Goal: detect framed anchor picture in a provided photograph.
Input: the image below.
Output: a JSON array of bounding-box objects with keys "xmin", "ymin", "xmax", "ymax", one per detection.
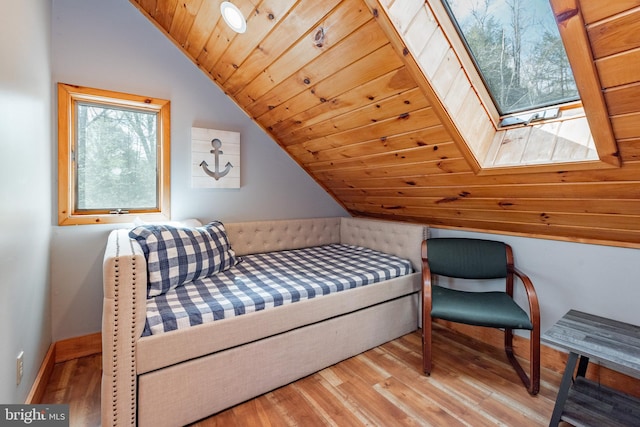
[{"xmin": 191, "ymin": 127, "xmax": 240, "ymax": 189}]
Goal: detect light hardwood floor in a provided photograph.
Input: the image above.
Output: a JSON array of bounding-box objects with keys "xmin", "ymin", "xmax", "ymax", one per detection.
[{"xmin": 41, "ymin": 325, "xmax": 564, "ymax": 426}]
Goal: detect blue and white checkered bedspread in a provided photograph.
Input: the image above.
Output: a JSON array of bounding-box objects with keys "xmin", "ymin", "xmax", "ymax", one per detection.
[{"xmin": 143, "ymin": 244, "xmax": 413, "ymax": 336}]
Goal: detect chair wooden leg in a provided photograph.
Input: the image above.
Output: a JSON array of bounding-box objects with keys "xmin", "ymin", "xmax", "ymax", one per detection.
[
  {"xmin": 422, "ymin": 317, "xmax": 432, "ymax": 375},
  {"xmin": 529, "ymin": 323, "xmax": 541, "ymax": 395},
  {"xmin": 505, "ymin": 328, "xmax": 540, "ymax": 395},
  {"xmin": 504, "ymin": 328, "xmax": 530, "ymax": 392}
]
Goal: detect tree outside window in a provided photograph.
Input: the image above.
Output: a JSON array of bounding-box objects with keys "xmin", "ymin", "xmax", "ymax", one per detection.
[{"xmin": 443, "ymin": 0, "xmax": 580, "ymax": 115}]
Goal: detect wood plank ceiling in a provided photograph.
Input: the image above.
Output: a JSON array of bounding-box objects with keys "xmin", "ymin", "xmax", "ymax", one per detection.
[{"xmin": 130, "ymin": 0, "xmax": 640, "ymax": 247}]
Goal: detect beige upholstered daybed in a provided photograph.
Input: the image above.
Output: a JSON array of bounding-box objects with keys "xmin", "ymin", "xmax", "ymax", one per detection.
[{"xmin": 102, "ymin": 216, "xmax": 425, "ymax": 426}]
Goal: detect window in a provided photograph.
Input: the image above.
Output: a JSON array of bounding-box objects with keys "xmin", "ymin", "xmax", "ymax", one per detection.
[
  {"xmin": 442, "ymin": 0, "xmax": 579, "ymax": 118},
  {"xmin": 58, "ymin": 83, "xmax": 170, "ymax": 225},
  {"xmin": 378, "ymin": 0, "xmax": 621, "ymax": 171}
]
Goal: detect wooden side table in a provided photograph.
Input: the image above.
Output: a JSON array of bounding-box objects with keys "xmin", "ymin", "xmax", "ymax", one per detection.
[{"xmin": 542, "ymin": 310, "xmax": 640, "ymax": 426}]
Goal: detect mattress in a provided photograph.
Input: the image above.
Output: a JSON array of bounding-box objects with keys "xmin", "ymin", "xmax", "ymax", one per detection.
[{"xmin": 143, "ymin": 243, "xmax": 413, "ymax": 336}]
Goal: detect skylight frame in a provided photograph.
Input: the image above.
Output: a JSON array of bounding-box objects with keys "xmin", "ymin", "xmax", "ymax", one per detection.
[{"xmin": 364, "ymin": 0, "xmax": 620, "ymax": 172}]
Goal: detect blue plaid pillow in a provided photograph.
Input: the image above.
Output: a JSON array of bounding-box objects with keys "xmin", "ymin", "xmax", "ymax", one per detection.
[{"xmin": 129, "ymin": 221, "xmax": 239, "ymax": 298}]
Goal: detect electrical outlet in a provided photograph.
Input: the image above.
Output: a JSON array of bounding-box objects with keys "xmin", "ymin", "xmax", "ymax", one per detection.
[{"xmin": 16, "ymin": 351, "xmax": 24, "ymax": 386}]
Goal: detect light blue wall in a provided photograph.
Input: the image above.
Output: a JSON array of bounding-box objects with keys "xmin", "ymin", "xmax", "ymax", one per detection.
[
  {"xmin": 50, "ymin": 0, "xmax": 347, "ymax": 340},
  {"xmin": 0, "ymin": 0, "xmax": 52, "ymax": 403},
  {"xmin": 430, "ymin": 228, "xmax": 640, "ymax": 334}
]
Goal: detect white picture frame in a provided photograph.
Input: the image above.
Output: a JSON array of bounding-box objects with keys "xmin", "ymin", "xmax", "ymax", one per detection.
[{"xmin": 191, "ymin": 127, "xmax": 240, "ymax": 189}]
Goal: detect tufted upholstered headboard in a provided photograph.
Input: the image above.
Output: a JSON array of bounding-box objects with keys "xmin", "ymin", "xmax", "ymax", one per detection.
[
  {"xmin": 224, "ymin": 217, "xmax": 342, "ymax": 256},
  {"xmin": 223, "ymin": 216, "xmax": 426, "ymax": 272},
  {"xmin": 340, "ymin": 217, "xmax": 425, "ymax": 271}
]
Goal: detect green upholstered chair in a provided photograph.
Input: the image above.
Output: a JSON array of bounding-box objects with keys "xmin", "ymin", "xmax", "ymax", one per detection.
[{"xmin": 421, "ymin": 238, "xmax": 540, "ymax": 395}]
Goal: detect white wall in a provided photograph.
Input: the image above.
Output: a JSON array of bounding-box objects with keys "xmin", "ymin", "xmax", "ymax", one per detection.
[
  {"xmin": 50, "ymin": 0, "xmax": 347, "ymax": 341},
  {"xmin": 0, "ymin": 0, "xmax": 52, "ymax": 403},
  {"xmin": 430, "ymin": 228, "xmax": 640, "ymax": 334}
]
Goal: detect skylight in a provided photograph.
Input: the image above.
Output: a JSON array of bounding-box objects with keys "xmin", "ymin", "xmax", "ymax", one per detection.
[{"xmin": 442, "ymin": 0, "xmax": 580, "ymax": 117}]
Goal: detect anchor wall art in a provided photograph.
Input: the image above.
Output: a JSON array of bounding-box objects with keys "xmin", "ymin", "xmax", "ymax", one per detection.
[{"xmin": 191, "ymin": 127, "xmax": 240, "ymax": 189}]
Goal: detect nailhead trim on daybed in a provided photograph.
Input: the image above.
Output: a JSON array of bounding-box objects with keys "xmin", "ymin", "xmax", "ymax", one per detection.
[
  {"xmin": 108, "ymin": 233, "xmax": 139, "ymax": 427},
  {"xmin": 128, "ymin": 236, "xmax": 138, "ymax": 427},
  {"xmin": 111, "ymin": 235, "xmax": 119, "ymax": 427}
]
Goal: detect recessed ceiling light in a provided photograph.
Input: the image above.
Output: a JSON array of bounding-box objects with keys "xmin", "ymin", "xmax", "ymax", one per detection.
[{"xmin": 220, "ymin": 1, "xmax": 246, "ymax": 34}]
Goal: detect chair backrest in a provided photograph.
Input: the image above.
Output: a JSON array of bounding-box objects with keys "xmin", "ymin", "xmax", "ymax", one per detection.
[{"xmin": 426, "ymin": 238, "xmax": 508, "ymax": 279}]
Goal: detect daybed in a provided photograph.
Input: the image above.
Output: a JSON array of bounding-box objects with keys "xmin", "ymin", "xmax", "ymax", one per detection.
[{"xmin": 102, "ymin": 216, "xmax": 425, "ymax": 426}]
